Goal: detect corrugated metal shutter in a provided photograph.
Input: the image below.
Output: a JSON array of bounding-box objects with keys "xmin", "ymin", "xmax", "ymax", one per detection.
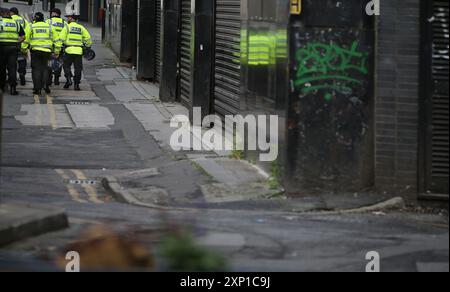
[
  {"xmin": 214, "ymin": 0, "xmax": 241, "ymax": 116},
  {"xmin": 430, "ymin": 0, "xmax": 449, "ymax": 194},
  {"xmin": 155, "ymin": 0, "xmax": 162, "ymax": 83},
  {"xmin": 179, "ymin": 0, "xmax": 192, "ymax": 108}
]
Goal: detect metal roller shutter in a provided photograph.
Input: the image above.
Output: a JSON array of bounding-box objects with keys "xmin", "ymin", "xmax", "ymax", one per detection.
[
  {"xmin": 430, "ymin": 0, "xmax": 449, "ymax": 194},
  {"xmin": 214, "ymin": 0, "xmax": 241, "ymax": 116},
  {"xmin": 155, "ymin": 0, "xmax": 162, "ymax": 83},
  {"xmin": 179, "ymin": 0, "xmax": 192, "ymax": 108}
]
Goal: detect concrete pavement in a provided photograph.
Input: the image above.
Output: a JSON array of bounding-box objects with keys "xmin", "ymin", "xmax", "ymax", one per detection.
[
  {"xmin": 0, "ymin": 22, "xmax": 448, "ymax": 271},
  {"xmin": 0, "ymin": 204, "xmax": 68, "ymax": 247}
]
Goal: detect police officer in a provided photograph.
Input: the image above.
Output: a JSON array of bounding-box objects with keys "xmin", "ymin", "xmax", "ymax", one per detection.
[
  {"xmin": 59, "ymin": 14, "xmax": 92, "ymax": 91},
  {"xmin": 0, "ymin": 7, "xmax": 25, "ymax": 95},
  {"xmin": 47, "ymin": 8, "xmax": 67, "ymax": 86},
  {"xmin": 23, "ymin": 12, "xmax": 60, "ymax": 95},
  {"xmin": 9, "ymin": 7, "xmax": 29, "ymax": 86}
]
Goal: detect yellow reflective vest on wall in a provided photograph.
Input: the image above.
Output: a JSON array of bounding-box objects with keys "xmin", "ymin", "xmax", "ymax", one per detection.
[
  {"xmin": 24, "ymin": 21, "xmax": 60, "ymax": 53},
  {"xmin": 0, "ymin": 17, "xmax": 20, "ymax": 44},
  {"xmin": 59, "ymin": 22, "xmax": 92, "ymax": 55}
]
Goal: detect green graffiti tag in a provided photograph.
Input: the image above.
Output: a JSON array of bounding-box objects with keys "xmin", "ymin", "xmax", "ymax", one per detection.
[{"xmin": 295, "ymin": 41, "xmax": 369, "ymax": 97}]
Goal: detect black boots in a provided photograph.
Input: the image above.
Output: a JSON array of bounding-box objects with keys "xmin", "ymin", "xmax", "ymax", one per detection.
[
  {"xmin": 45, "ymin": 87, "xmax": 51, "ymax": 94},
  {"xmin": 20, "ymin": 75, "xmax": 26, "ymax": 86},
  {"xmin": 54, "ymin": 76, "xmax": 60, "ymax": 86},
  {"xmin": 10, "ymin": 86, "xmax": 18, "ymax": 96},
  {"xmin": 64, "ymin": 79, "xmax": 73, "ymax": 89},
  {"xmin": 63, "ymin": 78, "xmax": 80, "ymax": 91}
]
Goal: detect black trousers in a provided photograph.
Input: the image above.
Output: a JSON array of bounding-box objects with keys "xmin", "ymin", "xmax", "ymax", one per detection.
[
  {"xmin": 18, "ymin": 55, "xmax": 27, "ymax": 76},
  {"xmin": 31, "ymin": 50, "xmax": 51, "ymax": 91},
  {"xmin": 63, "ymin": 54, "xmax": 83, "ymax": 85},
  {"xmin": 0, "ymin": 45, "xmax": 18, "ymax": 90}
]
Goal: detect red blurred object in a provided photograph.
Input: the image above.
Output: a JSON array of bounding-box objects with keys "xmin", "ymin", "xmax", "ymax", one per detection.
[{"xmin": 98, "ymin": 8, "xmax": 105, "ymax": 22}]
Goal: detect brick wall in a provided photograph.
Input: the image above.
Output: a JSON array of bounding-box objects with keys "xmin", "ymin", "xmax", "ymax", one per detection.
[{"xmin": 375, "ymin": 0, "xmax": 421, "ymax": 196}]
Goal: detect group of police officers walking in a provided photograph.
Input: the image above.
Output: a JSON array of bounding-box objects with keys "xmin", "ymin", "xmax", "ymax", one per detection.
[{"xmin": 0, "ymin": 6, "xmax": 92, "ymax": 96}]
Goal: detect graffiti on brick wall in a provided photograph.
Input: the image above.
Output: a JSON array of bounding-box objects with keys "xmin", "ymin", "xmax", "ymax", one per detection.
[{"xmin": 294, "ymin": 41, "xmax": 369, "ymax": 101}]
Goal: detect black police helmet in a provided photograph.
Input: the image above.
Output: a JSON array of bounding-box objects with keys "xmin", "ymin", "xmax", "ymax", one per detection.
[{"xmin": 83, "ymin": 48, "xmax": 96, "ymax": 61}]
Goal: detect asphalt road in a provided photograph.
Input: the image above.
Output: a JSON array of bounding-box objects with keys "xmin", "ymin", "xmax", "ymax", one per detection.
[{"xmin": 0, "ymin": 22, "xmax": 448, "ymax": 272}]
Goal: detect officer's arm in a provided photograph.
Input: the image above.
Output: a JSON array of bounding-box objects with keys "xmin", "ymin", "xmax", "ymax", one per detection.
[
  {"xmin": 52, "ymin": 27, "xmax": 62, "ymax": 55},
  {"xmin": 59, "ymin": 25, "xmax": 68, "ymax": 46},
  {"xmin": 18, "ymin": 26, "xmax": 25, "ymax": 43},
  {"xmin": 21, "ymin": 25, "xmax": 31, "ymax": 50},
  {"xmin": 82, "ymin": 26, "xmax": 93, "ymax": 48}
]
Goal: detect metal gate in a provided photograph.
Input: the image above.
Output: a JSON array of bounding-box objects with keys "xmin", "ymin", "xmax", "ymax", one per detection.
[
  {"xmin": 178, "ymin": 0, "xmax": 193, "ymax": 108},
  {"xmin": 155, "ymin": 0, "xmax": 162, "ymax": 83},
  {"xmin": 213, "ymin": 0, "xmax": 241, "ymax": 116},
  {"xmin": 424, "ymin": 0, "xmax": 449, "ymax": 195}
]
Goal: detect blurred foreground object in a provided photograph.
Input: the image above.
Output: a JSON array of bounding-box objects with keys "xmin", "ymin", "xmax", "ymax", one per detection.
[
  {"xmin": 161, "ymin": 230, "xmax": 228, "ymax": 272},
  {"xmin": 56, "ymin": 225, "xmax": 155, "ymax": 271}
]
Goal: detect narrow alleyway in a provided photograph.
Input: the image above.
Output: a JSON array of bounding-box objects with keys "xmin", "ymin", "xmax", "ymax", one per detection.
[{"xmin": 0, "ymin": 21, "xmax": 448, "ymax": 272}]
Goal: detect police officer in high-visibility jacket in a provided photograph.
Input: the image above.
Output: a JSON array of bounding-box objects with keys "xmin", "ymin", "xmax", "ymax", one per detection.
[
  {"xmin": 0, "ymin": 8, "xmax": 25, "ymax": 95},
  {"xmin": 46, "ymin": 8, "xmax": 67, "ymax": 86},
  {"xmin": 59, "ymin": 14, "xmax": 92, "ymax": 91},
  {"xmin": 10, "ymin": 7, "xmax": 29, "ymax": 86},
  {"xmin": 23, "ymin": 12, "xmax": 61, "ymax": 95}
]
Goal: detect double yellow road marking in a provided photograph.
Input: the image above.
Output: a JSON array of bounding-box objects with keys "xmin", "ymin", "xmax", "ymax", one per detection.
[
  {"xmin": 71, "ymin": 170, "xmax": 104, "ymax": 204},
  {"xmin": 34, "ymin": 94, "xmax": 42, "ymax": 125},
  {"xmin": 33, "ymin": 94, "xmax": 58, "ymax": 129},
  {"xmin": 55, "ymin": 169, "xmax": 88, "ymax": 204},
  {"xmin": 55, "ymin": 169, "xmax": 104, "ymax": 204},
  {"xmin": 46, "ymin": 95, "xmax": 58, "ymax": 130}
]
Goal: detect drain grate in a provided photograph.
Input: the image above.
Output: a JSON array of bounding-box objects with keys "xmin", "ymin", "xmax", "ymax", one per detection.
[
  {"xmin": 65, "ymin": 179, "xmax": 99, "ymax": 185},
  {"xmin": 69, "ymin": 101, "xmax": 92, "ymax": 105}
]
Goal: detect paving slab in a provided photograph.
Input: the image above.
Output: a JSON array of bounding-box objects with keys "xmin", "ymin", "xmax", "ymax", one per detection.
[
  {"xmin": 106, "ymin": 82, "xmax": 145, "ymax": 103},
  {"xmin": 66, "ymin": 104, "xmax": 115, "ymax": 129},
  {"xmin": 15, "ymin": 104, "xmax": 75, "ymax": 128}
]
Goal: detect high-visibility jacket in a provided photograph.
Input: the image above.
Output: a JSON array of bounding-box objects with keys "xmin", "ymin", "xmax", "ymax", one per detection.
[
  {"xmin": 59, "ymin": 21, "xmax": 92, "ymax": 55},
  {"xmin": 46, "ymin": 17, "xmax": 67, "ymax": 38},
  {"xmin": 11, "ymin": 15, "xmax": 29, "ymax": 50},
  {"xmin": 24, "ymin": 21, "xmax": 60, "ymax": 53},
  {"xmin": 0, "ymin": 17, "xmax": 20, "ymax": 44},
  {"xmin": 11, "ymin": 14, "xmax": 28, "ymax": 30}
]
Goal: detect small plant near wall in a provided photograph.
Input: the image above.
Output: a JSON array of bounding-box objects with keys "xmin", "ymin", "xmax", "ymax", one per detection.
[
  {"xmin": 268, "ymin": 161, "xmax": 281, "ymax": 190},
  {"xmin": 160, "ymin": 230, "xmax": 228, "ymax": 272}
]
